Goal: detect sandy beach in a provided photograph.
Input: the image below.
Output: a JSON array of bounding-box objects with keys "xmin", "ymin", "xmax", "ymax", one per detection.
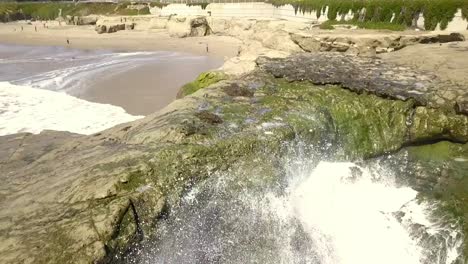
[
  {"xmin": 0, "ymin": 21, "xmax": 242, "ymax": 116},
  {"xmin": 0, "ymin": 22, "xmax": 241, "ymax": 58}
]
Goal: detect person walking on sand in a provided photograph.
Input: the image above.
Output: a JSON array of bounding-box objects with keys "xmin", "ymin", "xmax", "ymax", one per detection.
[
  {"xmin": 35, "ymin": 26, "xmax": 37, "ymax": 32},
  {"xmin": 206, "ymin": 43, "xmax": 209, "ymax": 53},
  {"xmin": 66, "ymin": 38, "xmax": 70, "ymax": 45},
  {"xmin": 21, "ymin": 26, "xmax": 23, "ymax": 31}
]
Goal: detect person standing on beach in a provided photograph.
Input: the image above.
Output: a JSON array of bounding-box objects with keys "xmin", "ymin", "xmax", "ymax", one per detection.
[
  {"xmin": 206, "ymin": 43, "xmax": 209, "ymax": 53},
  {"xmin": 35, "ymin": 26, "xmax": 37, "ymax": 32},
  {"xmin": 66, "ymin": 38, "xmax": 70, "ymax": 45},
  {"xmin": 21, "ymin": 26, "xmax": 23, "ymax": 31}
]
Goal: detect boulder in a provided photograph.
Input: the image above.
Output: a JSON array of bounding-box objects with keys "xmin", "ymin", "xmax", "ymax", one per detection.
[
  {"xmin": 65, "ymin": 15, "xmax": 74, "ymax": 25},
  {"xmin": 107, "ymin": 24, "xmax": 125, "ymax": 33},
  {"xmin": 125, "ymin": 23, "xmax": 135, "ymax": 30},
  {"xmin": 208, "ymin": 18, "xmax": 228, "ymax": 35},
  {"xmin": 95, "ymin": 23, "xmax": 126, "ymax": 34},
  {"xmin": 190, "ymin": 16, "xmax": 211, "ymax": 37},
  {"xmin": 149, "ymin": 17, "xmax": 169, "ymax": 29},
  {"xmin": 290, "ymin": 33, "xmax": 322, "ymax": 52},
  {"xmin": 66, "ymin": 15, "xmax": 99, "ymax": 25},
  {"xmin": 167, "ymin": 16, "xmax": 191, "ymax": 37},
  {"xmin": 95, "ymin": 25, "xmax": 107, "ymax": 34},
  {"xmin": 418, "ymin": 33, "xmax": 465, "ymax": 44},
  {"xmin": 167, "ymin": 16, "xmax": 211, "ymax": 38},
  {"xmin": 78, "ymin": 15, "xmax": 99, "ymax": 26}
]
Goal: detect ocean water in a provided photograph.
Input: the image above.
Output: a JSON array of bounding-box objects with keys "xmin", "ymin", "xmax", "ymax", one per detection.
[{"xmin": 0, "ymin": 44, "xmax": 222, "ymax": 136}]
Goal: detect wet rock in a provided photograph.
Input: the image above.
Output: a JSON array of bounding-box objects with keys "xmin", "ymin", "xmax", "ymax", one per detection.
[
  {"xmin": 256, "ymin": 53, "xmax": 467, "ymax": 111},
  {"xmin": 419, "ymin": 33, "xmax": 465, "ymax": 44},
  {"xmin": 1, "ymin": 52, "xmax": 466, "ymax": 263},
  {"xmin": 195, "ymin": 110, "xmax": 223, "ymax": 124},
  {"xmin": 222, "ymin": 83, "xmax": 254, "ymax": 97}
]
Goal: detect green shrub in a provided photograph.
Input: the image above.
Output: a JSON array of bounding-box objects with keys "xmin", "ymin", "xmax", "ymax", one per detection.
[
  {"xmin": 269, "ymin": 0, "xmax": 468, "ymax": 30},
  {"xmin": 0, "ymin": 2, "xmax": 152, "ymax": 21}
]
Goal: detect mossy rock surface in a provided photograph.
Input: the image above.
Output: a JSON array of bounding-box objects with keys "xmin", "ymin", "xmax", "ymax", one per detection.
[
  {"xmin": 176, "ymin": 71, "xmax": 227, "ymax": 99},
  {"xmin": 0, "ymin": 53, "xmax": 467, "ymax": 263}
]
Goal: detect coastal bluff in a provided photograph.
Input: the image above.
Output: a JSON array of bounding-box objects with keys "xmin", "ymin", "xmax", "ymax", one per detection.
[{"xmin": 1, "ymin": 51, "xmax": 467, "ymax": 263}]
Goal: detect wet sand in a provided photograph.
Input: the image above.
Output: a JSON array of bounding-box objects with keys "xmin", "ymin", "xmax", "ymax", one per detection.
[
  {"xmin": 82, "ymin": 55, "xmax": 222, "ymax": 115},
  {"xmin": 0, "ymin": 22, "xmax": 238, "ymax": 115}
]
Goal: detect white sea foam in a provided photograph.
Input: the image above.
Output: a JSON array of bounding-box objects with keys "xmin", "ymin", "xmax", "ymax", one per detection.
[
  {"xmin": 0, "ymin": 81, "xmax": 142, "ymax": 136},
  {"xmin": 11, "ymin": 51, "xmax": 199, "ymax": 94},
  {"xmin": 289, "ymin": 162, "xmax": 423, "ymax": 264},
  {"xmin": 135, "ymin": 158, "xmax": 462, "ymax": 264}
]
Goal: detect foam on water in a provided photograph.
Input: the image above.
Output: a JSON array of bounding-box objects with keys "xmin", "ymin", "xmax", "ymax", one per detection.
[
  {"xmin": 0, "ymin": 44, "xmax": 222, "ymax": 136},
  {"xmin": 10, "ymin": 51, "xmax": 181, "ymax": 94},
  {"xmin": 0, "ymin": 81, "xmax": 142, "ymax": 136},
  {"xmin": 127, "ymin": 160, "xmax": 463, "ymax": 264},
  {"xmin": 290, "ymin": 162, "xmax": 422, "ymax": 263}
]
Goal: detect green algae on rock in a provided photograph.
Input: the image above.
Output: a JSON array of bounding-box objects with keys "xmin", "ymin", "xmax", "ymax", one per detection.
[
  {"xmin": 1, "ymin": 53, "xmax": 467, "ymax": 263},
  {"xmin": 176, "ymin": 71, "xmax": 227, "ymax": 99}
]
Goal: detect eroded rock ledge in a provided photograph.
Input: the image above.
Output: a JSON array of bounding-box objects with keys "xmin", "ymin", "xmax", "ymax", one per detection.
[
  {"xmin": 257, "ymin": 53, "xmax": 468, "ymax": 114},
  {"xmin": 0, "ymin": 53, "xmax": 467, "ymax": 263}
]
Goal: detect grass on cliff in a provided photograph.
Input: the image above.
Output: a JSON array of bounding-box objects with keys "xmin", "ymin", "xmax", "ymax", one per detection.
[
  {"xmin": 0, "ymin": 2, "xmax": 150, "ymax": 21},
  {"xmin": 269, "ymin": 0, "xmax": 468, "ymax": 30},
  {"xmin": 319, "ymin": 19, "xmax": 406, "ymax": 30}
]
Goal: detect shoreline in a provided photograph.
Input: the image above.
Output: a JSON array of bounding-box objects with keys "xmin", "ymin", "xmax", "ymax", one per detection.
[
  {"xmin": 0, "ymin": 22, "xmax": 242, "ymax": 59},
  {"xmin": 0, "ymin": 21, "xmax": 241, "ymax": 117}
]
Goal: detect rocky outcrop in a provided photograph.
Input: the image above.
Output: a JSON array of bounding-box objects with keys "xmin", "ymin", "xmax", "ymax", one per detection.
[
  {"xmin": 257, "ymin": 53, "xmax": 468, "ymax": 113},
  {"xmin": 290, "ymin": 32, "xmax": 466, "ymax": 55},
  {"xmin": 149, "ymin": 17, "xmax": 169, "ymax": 29},
  {"xmin": 1, "ymin": 53, "xmax": 466, "ymax": 263},
  {"xmin": 167, "ymin": 16, "xmax": 211, "ymax": 38},
  {"xmin": 95, "ymin": 23, "xmax": 130, "ymax": 34},
  {"xmin": 65, "ymin": 15, "xmax": 99, "ymax": 26},
  {"xmin": 190, "ymin": 16, "xmax": 211, "ymax": 36},
  {"xmin": 95, "ymin": 24, "xmax": 107, "ymax": 34}
]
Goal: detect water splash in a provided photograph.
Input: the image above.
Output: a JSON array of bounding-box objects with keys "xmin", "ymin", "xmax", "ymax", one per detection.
[
  {"xmin": 0, "ymin": 81, "xmax": 142, "ymax": 135},
  {"xmin": 123, "ymin": 157, "xmax": 463, "ymax": 264}
]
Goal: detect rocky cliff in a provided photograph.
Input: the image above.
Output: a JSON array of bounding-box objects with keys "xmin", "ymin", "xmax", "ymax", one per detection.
[{"xmin": 0, "ymin": 51, "xmax": 467, "ymax": 263}]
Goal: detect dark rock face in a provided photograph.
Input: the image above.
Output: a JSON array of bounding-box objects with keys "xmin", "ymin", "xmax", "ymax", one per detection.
[
  {"xmin": 107, "ymin": 23, "xmax": 126, "ymax": 33},
  {"xmin": 419, "ymin": 33, "xmax": 465, "ymax": 44},
  {"xmin": 190, "ymin": 16, "xmax": 211, "ymax": 37},
  {"xmin": 222, "ymin": 83, "xmax": 254, "ymax": 97},
  {"xmin": 256, "ymin": 53, "xmax": 467, "ymax": 111},
  {"xmin": 195, "ymin": 110, "xmax": 223, "ymax": 124},
  {"xmin": 125, "ymin": 23, "xmax": 135, "ymax": 30},
  {"xmin": 95, "ymin": 24, "xmax": 107, "ymax": 34},
  {"xmin": 95, "ymin": 24, "xmax": 127, "ymax": 34}
]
